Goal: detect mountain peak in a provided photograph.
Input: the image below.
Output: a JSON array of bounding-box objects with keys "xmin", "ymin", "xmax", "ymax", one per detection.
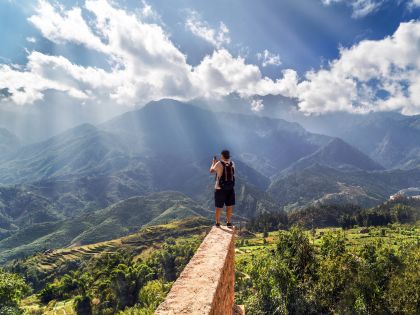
[
  {"xmin": 142, "ymin": 98, "xmax": 199, "ymax": 112},
  {"xmin": 0, "ymin": 127, "xmax": 20, "ymax": 144},
  {"xmin": 277, "ymin": 137, "xmax": 384, "ymax": 178},
  {"xmin": 320, "ymin": 138, "xmax": 383, "ymax": 169}
]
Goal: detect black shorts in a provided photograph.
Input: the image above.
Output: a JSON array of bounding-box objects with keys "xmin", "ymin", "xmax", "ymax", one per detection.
[{"xmin": 214, "ymin": 189, "xmax": 235, "ymax": 208}]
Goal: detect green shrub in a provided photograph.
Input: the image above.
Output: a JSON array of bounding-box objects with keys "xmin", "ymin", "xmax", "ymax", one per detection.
[{"xmin": 0, "ymin": 269, "xmax": 30, "ymax": 310}]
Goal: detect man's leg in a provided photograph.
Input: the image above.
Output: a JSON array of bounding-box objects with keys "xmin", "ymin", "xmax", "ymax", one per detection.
[
  {"xmin": 214, "ymin": 189, "xmax": 223, "ymax": 225},
  {"xmin": 226, "ymin": 206, "xmax": 233, "ymax": 224},
  {"xmin": 215, "ymin": 207, "xmax": 222, "ymax": 224},
  {"xmin": 226, "ymin": 189, "xmax": 235, "ymax": 226}
]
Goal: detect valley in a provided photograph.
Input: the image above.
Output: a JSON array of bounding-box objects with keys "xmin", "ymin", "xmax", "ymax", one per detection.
[{"xmin": 1, "ymin": 99, "xmax": 419, "ymax": 265}]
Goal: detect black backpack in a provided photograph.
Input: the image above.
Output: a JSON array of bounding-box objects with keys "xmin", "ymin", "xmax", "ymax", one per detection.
[{"xmin": 219, "ymin": 161, "xmax": 235, "ymax": 190}]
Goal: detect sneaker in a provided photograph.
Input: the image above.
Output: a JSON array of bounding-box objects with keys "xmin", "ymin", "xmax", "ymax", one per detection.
[
  {"xmin": 227, "ymin": 222, "xmax": 233, "ymax": 228},
  {"xmin": 215, "ymin": 222, "xmax": 221, "ymax": 227}
]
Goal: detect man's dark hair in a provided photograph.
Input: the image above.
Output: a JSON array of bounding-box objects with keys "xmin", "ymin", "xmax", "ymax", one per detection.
[{"xmin": 221, "ymin": 149, "xmax": 230, "ymax": 159}]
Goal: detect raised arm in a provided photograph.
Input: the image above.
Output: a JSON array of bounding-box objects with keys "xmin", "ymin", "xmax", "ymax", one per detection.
[{"xmin": 209, "ymin": 157, "xmax": 218, "ymax": 173}]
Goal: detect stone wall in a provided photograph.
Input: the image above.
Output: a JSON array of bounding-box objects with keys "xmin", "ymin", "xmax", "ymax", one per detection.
[{"xmin": 155, "ymin": 226, "xmax": 236, "ymax": 315}]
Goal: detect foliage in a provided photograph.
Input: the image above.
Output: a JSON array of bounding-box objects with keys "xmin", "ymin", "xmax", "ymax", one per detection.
[
  {"xmin": 339, "ymin": 197, "xmax": 420, "ymax": 228},
  {"xmin": 247, "ymin": 211, "xmax": 288, "ymax": 233},
  {"xmin": 0, "ymin": 269, "xmax": 30, "ymax": 315},
  {"xmin": 28, "ymin": 236, "xmax": 201, "ymax": 315},
  {"xmin": 285, "ymin": 197, "xmax": 420, "ymax": 230},
  {"xmin": 147, "ymin": 238, "xmax": 198, "ymax": 281},
  {"xmin": 236, "ymin": 226, "xmax": 420, "ymax": 314}
]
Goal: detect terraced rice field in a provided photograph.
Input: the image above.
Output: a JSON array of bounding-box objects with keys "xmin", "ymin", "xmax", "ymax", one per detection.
[
  {"xmin": 34, "ymin": 240, "xmax": 121, "ymax": 272},
  {"xmin": 21, "ymin": 295, "xmax": 75, "ymax": 315}
]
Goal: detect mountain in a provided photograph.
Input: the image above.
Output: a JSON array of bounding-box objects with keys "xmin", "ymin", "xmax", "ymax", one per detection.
[
  {"xmin": 0, "ymin": 99, "xmax": 328, "ymax": 195},
  {"xmin": 0, "ymin": 153, "xmax": 271, "ymax": 228},
  {"xmin": 101, "ymin": 99, "xmax": 331, "ymax": 176},
  {"xmin": 277, "ymin": 137, "xmax": 384, "ymax": 178},
  {"xmin": 0, "ymin": 127, "xmax": 20, "ymax": 158},
  {"xmin": 2, "ymin": 98, "xmax": 420, "ymax": 265},
  {"xmin": 0, "ymin": 99, "xmax": 129, "ymax": 143},
  {"xmin": 0, "ymin": 124, "xmax": 135, "ymax": 185},
  {"xmin": 0, "ymin": 191, "xmax": 213, "ymax": 263},
  {"xmin": 351, "ymin": 113, "xmax": 420, "ymax": 169},
  {"xmin": 268, "ymin": 164, "xmax": 420, "ymax": 209},
  {"xmin": 0, "ymin": 98, "xmax": 324, "ymax": 249},
  {"xmin": 294, "ymin": 112, "xmax": 420, "ymax": 169},
  {"xmin": 0, "ymin": 167, "xmax": 154, "ymax": 233}
]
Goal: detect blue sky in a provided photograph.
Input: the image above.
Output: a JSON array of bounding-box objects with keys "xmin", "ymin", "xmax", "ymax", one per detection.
[{"xmin": 0, "ymin": 0, "xmax": 419, "ymax": 115}]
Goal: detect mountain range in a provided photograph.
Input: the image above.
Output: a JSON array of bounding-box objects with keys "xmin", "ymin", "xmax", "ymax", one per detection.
[
  {"xmin": 291, "ymin": 111, "xmax": 420, "ymax": 170},
  {"xmin": 0, "ymin": 98, "xmax": 419, "ymax": 263}
]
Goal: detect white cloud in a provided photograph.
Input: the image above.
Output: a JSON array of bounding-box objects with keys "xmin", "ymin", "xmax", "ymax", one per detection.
[
  {"xmin": 256, "ymin": 49, "xmax": 281, "ymax": 67},
  {"xmin": 295, "ymin": 20, "xmax": 420, "ymax": 115},
  {"xmin": 409, "ymin": 0, "xmax": 420, "ymax": 7},
  {"xmin": 321, "ymin": 0, "xmax": 384, "ymax": 18},
  {"xmin": 28, "ymin": 0, "xmax": 108, "ymax": 53},
  {"xmin": 140, "ymin": 0, "xmax": 155, "ymax": 18},
  {"xmin": 0, "ymin": 61, "xmax": 88, "ymax": 105},
  {"xmin": 250, "ymin": 99, "xmax": 264, "ymax": 112},
  {"xmin": 26, "ymin": 37, "xmax": 37, "ymax": 43},
  {"xmin": 185, "ymin": 11, "xmax": 230, "ymax": 48},
  {"xmin": 0, "ymin": 0, "xmax": 298, "ymax": 112},
  {"xmin": 2, "ymin": 0, "xmax": 419, "ymax": 116},
  {"xmin": 192, "ymin": 49, "xmax": 298, "ymax": 99}
]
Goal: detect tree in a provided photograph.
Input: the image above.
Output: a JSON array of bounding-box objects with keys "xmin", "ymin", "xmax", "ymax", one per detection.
[
  {"xmin": 386, "ymin": 247, "xmax": 420, "ymax": 314},
  {"xmin": 74, "ymin": 295, "xmax": 92, "ymax": 315},
  {"xmin": 320, "ymin": 231, "xmax": 346, "ymax": 258},
  {"xmin": 276, "ymin": 227, "xmax": 317, "ymax": 281},
  {"xmin": 0, "ymin": 269, "xmax": 30, "ymax": 314}
]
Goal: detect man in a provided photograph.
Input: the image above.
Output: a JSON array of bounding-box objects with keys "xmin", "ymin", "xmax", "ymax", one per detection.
[{"xmin": 209, "ymin": 149, "xmax": 235, "ymax": 228}]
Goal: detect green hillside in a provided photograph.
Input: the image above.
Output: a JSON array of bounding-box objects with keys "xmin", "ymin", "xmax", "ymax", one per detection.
[
  {"xmin": 6, "ymin": 217, "xmax": 210, "ymax": 314},
  {"xmin": 10, "ymin": 217, "xmax": 211, "ymax": 288},
  {"xmin": 0, "ymin": 192, "xmax": 213, "ymax": 263},
  {"xmin": 269, "ymin": 164, "xmax": 420, "ymax": 209}
]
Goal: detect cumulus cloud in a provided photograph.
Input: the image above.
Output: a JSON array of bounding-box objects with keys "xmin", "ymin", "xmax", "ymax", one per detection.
[
  {"xmin": 256, "ymin": 49, "xmax": 282, "ymax": 67},
  {"xmin": 0, "ymin": 0, "xmax": 298, "ymax": 111},
  {"xmin": 2, "ymin": 0, "xmax": 419, "ymax": 116},
  {"xmin": 0, "ymin": 62, "xmax": 88, "ymax": 105},
  {"xmin": 321, "ymin": 0, "xmax": 384, "ymax": 18},
  {"xmin": 5, "ymin": 0, "xmax": 195, "ymax": 106},
  {"xmin": 193, "ymin": 49, "xmax": 298, "ymax": 99},
  {"xmin": 185, "ymin": 11, "xmax": 230, "ymax": 48},
  {"xmin": 295, "ymin": 20, "xmax": 420, "ymax": 115},
  {"xmin": 28, "ymin": 0, "xmax": 108, "ymax": 53},
  {"xmin": 250, "ymin": 99, "xmax": 264, "ymax": 112}
]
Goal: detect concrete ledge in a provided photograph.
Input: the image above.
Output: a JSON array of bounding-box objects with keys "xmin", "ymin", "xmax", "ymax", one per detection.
[{"xmin": 155, "ymin": 226, "xmax": 235, "ymax": 315}]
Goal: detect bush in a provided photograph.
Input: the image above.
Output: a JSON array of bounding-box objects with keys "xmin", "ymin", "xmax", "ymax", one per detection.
[
  {"xmin": 74, "ymin": 295, "xmax": 92, "ymax": 315},
  {"xmin": 236, "ymin": 227, "xmax": 420, "ymax": 314},
  {"xmin": 0, "ymin": 269, "xmax": 30, "ymax": 310},
  {"xmin": 138, "ymin": 280, "xmax": 171, "ymax": 310}
]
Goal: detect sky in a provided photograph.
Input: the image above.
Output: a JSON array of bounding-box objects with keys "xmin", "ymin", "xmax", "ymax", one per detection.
[{"xmin": 0, "ymin": 0, "xmax": 419, "ymax": 115}]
